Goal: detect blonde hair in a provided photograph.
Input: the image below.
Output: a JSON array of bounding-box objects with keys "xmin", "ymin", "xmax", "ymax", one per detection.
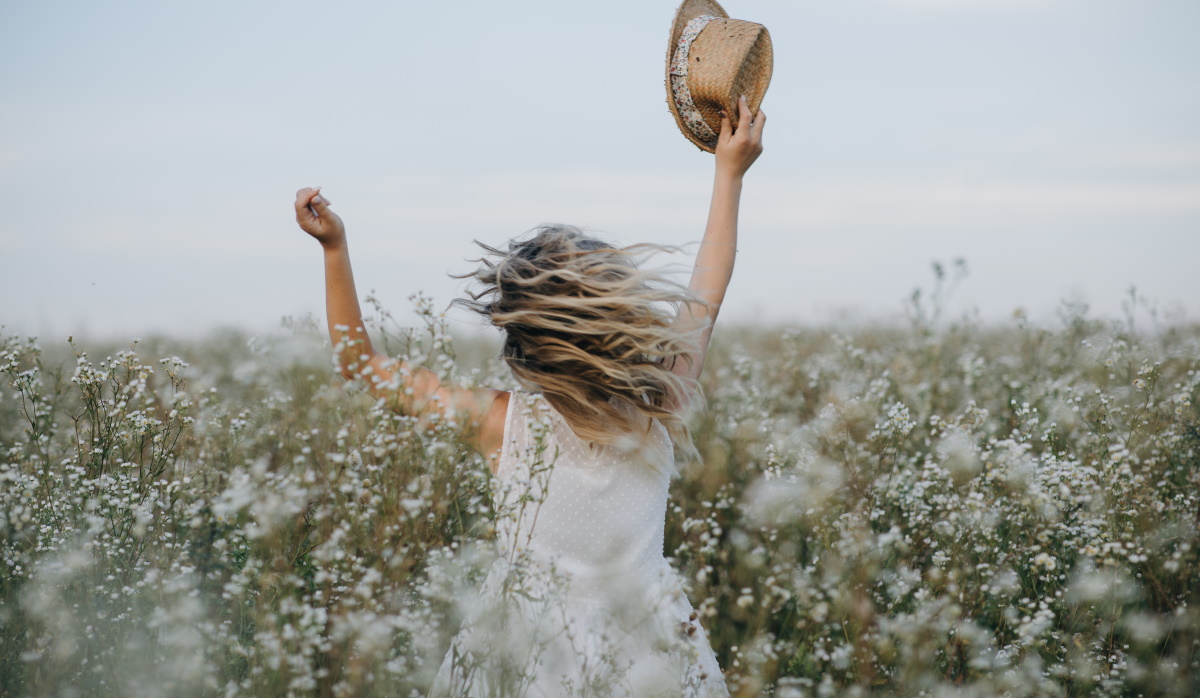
[{"xmin": 451, "ymin": 225, "xmax": 707, "ymax": 468}]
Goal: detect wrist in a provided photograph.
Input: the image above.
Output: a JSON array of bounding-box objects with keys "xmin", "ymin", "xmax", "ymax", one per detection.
[
  {"xmin": 713, "ymin": 169, "xmax": 745, "ymax": 194},
  {"xmin": 321, "ymin": 237, "xmax": 348, "ymax": 253},
  {"xmin": 714, "ymin": 166, "xmax": 746, "ymax": 184}
]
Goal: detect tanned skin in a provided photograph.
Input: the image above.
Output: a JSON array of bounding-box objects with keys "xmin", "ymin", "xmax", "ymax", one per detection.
[{"xmin": 295, "ymin": 96, "xmax": 765, "ymax": 475}]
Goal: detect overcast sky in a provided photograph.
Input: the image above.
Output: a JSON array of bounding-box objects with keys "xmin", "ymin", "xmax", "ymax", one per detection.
[{"xmin": 2, "ymin": 0, "xmax": 1197, "ymax": 341}]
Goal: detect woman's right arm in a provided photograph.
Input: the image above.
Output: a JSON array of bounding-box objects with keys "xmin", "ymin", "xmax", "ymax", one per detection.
[{"xmin": 294, "ymin": 188, "xmax": 509, "ymax": 468}]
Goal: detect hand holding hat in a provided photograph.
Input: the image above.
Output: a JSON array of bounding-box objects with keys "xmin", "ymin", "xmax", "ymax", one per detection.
[
  {"xmin": 715, "ymin": 94, "xmax": 765, "ymax": 178},
  {"xmin": 666, "ymin": 0, "xmax": 773, "ymax": 154}
]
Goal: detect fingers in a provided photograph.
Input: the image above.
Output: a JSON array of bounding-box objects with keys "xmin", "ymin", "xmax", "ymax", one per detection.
[
  {"xmin": 310, "ymin": 192, "xmax": 331, "ymax": 215},
  {"xmin": 295, "ymin": 187, "xmax": 319, "ymax": 215},
  {"xmin": 736, "ymin": 94, "xmax": 752, "ymax": 134},
  {"xmin": 719, "ymin": 108, "xmax": 733, "ymax": 142},
  {"xmin": 295, "ymin": 186, "xmax": 335, "ymax": 222},
  {"xmin": 751, "ymin": 107, "xmax": 766, "ymax": 143}
]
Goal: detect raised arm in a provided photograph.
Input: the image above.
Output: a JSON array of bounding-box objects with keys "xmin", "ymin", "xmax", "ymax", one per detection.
[
  {"xmin": 293, "ymin": 188, "xmax": 509, "ymax": 467},
  {"xmin": 670, "ymin": 96, "xmax": 766, "ymax": 388}
]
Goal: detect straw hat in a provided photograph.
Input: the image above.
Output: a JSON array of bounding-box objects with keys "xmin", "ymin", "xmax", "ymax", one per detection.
[{"xmin": 666, "ymin": 0, "xmax": 773, "ymax": 153}]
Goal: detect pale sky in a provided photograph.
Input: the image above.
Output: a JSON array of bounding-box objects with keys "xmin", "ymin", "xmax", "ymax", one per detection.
[{"xmin": 2, "ymin": 0, "xmax": 1197, "ymax": 341}]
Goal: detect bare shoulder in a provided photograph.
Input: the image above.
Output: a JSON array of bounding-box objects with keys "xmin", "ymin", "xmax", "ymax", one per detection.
[{"xmin": 401, "ymin": 366, "xmax": 509, "ymax": 472}]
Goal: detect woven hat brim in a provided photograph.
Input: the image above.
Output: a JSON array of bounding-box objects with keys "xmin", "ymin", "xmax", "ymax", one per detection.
[
  {"xmin": 668, "ymin": 0, "xmax": 728, "ymax": 57},
  {"xmin": 666, "ymin": 0, "xmax": 729, "ymax": 153}
]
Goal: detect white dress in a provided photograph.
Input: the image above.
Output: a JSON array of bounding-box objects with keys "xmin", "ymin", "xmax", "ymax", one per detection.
[{"xmin": 430, "ymin": 390, "xmax": 728, "ymax": 697}]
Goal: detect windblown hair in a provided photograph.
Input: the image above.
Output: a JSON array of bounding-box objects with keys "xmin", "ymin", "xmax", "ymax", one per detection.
[{"xmin": 450, "ymin": 225, "xmax": 708, "ymax": 470}]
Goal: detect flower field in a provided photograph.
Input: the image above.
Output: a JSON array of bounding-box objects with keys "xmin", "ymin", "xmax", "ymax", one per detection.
[{"xmin": 2, "ymin": 294, "xmax": 1197, "ymax": 696}]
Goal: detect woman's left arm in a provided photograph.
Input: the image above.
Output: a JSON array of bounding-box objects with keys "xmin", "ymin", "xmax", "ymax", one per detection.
[{"xmin": 669, "ymin": 97, "xmax": 765, "ymax": 392}]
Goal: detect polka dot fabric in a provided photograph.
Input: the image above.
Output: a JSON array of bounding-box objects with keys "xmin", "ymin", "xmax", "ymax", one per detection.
[{"xmin": 432, "ymin": 390, "xmax": 728, "ymax": 696}]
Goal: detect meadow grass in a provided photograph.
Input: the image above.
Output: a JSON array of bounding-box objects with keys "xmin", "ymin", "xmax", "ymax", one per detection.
[{"xmin": 1, "ymin": 293, "xmax": 1197, "ymax": 697}]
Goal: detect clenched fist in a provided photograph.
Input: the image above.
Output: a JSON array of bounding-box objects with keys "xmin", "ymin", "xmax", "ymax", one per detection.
[{"xmin": 295, "ymin": 187, "xmax": 346, "ymax": 250}]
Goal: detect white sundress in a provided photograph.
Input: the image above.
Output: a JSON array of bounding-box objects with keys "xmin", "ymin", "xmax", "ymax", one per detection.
[{"xmin": 430, "ymin": 390, "xmax": 728, "ymax": 697}]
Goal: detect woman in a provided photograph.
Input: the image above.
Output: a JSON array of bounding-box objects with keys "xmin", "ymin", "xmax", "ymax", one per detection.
[{"xmin": 295, "ymin": 96, "xmax": 765, "ymax": 696}]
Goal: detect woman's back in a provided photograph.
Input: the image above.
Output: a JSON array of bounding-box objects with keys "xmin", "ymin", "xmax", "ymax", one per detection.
[{"xmin": 493, "ymin": 390, "xmax": 674, "ymax": 601}]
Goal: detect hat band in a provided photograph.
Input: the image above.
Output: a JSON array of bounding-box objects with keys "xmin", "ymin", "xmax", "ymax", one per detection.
[{"xmin": 669, "ymin": 14, "xmax": 718, "ymax": 144}]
